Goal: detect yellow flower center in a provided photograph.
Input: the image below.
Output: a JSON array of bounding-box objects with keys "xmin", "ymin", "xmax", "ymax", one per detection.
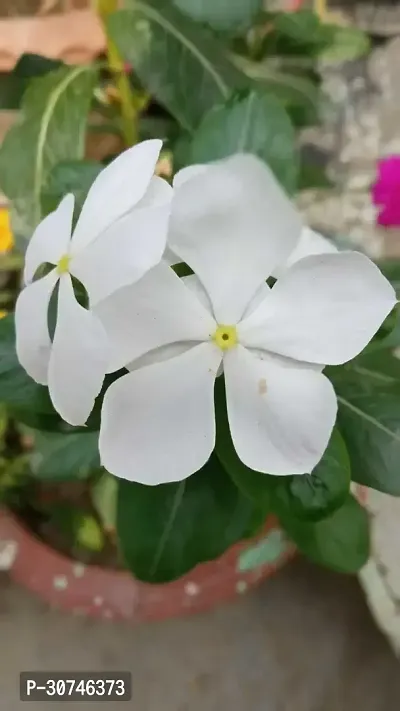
[
  {"xmin": 213, "ymin": 325, "xmax": 238, "ymax": 351},
  {"xmin": 57, "ymin": 254, "xmax": 71, "ymax": 275}
]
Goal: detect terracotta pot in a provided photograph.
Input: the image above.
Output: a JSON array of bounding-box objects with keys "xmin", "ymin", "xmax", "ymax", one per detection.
[
  {"xmin": 0, "ymin": 8, "xmax": 105, "ymax": 71},
  {"xmin": 0, "ymin": 507, "xmax": 294, "ymax": 622}
]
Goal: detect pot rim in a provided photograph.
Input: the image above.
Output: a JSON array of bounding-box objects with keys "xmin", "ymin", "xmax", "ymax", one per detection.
[
  {"xmin": 0, "ymin": 506, "xmax": 295, "ymax": 622},
  {"xmin": 0, "ymin": 9, "xmax": 105, "ymax": 72}
]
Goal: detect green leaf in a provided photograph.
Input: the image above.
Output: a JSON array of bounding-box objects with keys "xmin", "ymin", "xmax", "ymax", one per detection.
[
  {"xmin": 116, "ymin": 454, "xmax": 261, "ymax": 583},
  {"xmin": 274, "ymin": 10, "xmax": 333, "ymax": 48},
  {"xmin": 233, "ymin": 55, "xmax": 322, "ymax": 127},
  {"xmin": 0, "ymin": 65, "xmax": 97, "ymax": 243},
  {"xmin": 377, "ymin": 260, "xmax": 400, "ymax": 298},
  {"xmin": 319, "ymin": 26, "xmax": 370, "ymax": 64},
  {"xmin": 76, "ymin": 515, "xmax": 105, "ymax": 552},
  {"xmin": 107, "ymin": 1, "xmax": 247, "ymax": 132},
  {"xmin": 272, "ymin": 429, "xmax": 351, "ymax": 522},
  {"xmin": 13, "ymin": 53, "xmax": 64, "ymax": 79},
  {"xmin": 190, "ymin": 89, "xmax": 297, "ymax": 192},
  {"xmin": 30, "ymin": 430, "xmax": 100, "ymax": 480},
  {"xmin": 92, "ymin": 472, "xmax": 117, "ymax": 533},
  {"xmin": 41, "ymin": 160, "xmax": 102, "ymax": 216},
  {"xmin": 331, "ymin": 367, "xmax": 400, "ymax": 495},
  {"xmin": 297, "ymin": 160, "xmax": 333, "ymax": 191},
  {"xmin": 349, "ymin": 348, "xmax": 400, "ymax": 383},
  {"xmin": 280, "ymin": 494, "xmax": 370, "ymax": 573},
  {"xmin": 173, "ymin": 0, "xmax": 262, "ymax": 32},
  {"xmin": 0, "ymin": 55, "xmax": 63, "ymax": 111},
  {"xmin": 0, "ymin": 73, "xmax": 28, "ymax": 110}
]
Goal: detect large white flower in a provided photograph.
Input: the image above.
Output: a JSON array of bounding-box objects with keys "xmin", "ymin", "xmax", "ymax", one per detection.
[
  {"xmin": 15, "ymin": 139, "xmax": 172, "ymax": 426},
  {"xmin": 97, "ymin": 154, "xmax": 396, "ymax": 485}
]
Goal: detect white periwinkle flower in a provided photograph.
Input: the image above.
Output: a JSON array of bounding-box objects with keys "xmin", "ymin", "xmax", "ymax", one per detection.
[
  {"xmin": 96, "ymin": 154, "xmax": 396, "ymax": 485},
  {"xmin": 15, "ymin": 139, "xmax": 172, "ymax": 426}
]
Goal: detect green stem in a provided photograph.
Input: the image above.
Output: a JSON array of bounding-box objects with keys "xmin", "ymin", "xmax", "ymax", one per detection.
[{"xmin": 94, "ymin": 0, "xmax": 138, "ymax": 147}]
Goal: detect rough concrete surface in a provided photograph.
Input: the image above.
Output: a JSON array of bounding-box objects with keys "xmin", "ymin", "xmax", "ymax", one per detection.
[{"xmin": 1, "ymin": 559, "xmax": 400, "ymax": 711}]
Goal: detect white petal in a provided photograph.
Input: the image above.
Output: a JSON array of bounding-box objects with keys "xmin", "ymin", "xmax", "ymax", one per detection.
[
  {"xmin": 224, "ymin": 346, "xmax": 337, "ymax": 475},
  {"xmin": 169, "ymin": 153, "xmax": 302, "ymax": 323},
  {"xmin": 173, "ymin": 163, "xmax": 209, "ymax": 189},
  {"xmin": 15, "ymin": 270, "xmax": 58, "ymax": 385},
  {"xmin": 127, "ymin": 342, "xmax": 194, "ymax": 371},
  {"xmin": 71, "ymin": 139, "xmax": 162, "ymax": 252},
  {"xmin": 240, "ymin": 252, "xmax": 397, "ymax": 366},
  {"xmin": 71, "ymin": 178, "xmax": 172, "ymax": 306},
  {"xmin": 48, "ymin": 275, "xmax": 109, "ymax": 425},
  {"xmin": 95, "ymin": 261, "xmax": 216, "ymax": 373},
  {"xmin": 137, "ymin": 175, "xmax": 172, "ymax": 208},
  {"xmin": 163, "ymin": 248, "xmax": 180, "ymax": 266},
  {"xmin": 273, "ymin": 227, "xmax": 337, "ymax": 278},
  {"xmin": 99, "ymin": 342, "xmax": 221, "ymax": 485},
  {"xmin": 24, "ymin": 194, "xmax": 74, "ymax": 283},
  {"xmin": 182, "ymin": 274, "xmax": 214, "ymax": 314}
]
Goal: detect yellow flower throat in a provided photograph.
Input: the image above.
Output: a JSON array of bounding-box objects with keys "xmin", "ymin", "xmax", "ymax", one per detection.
[
  {"xmin": 57, "ymin": 254, "xmax": 71, "ymax": 275},
  {"xmin": 213, "ymin": 325, "xmax": 238, "ymax": 351}
]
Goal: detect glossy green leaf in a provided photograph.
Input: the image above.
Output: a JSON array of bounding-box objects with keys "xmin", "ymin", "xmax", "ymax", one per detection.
[
  {"xmin": 173, "ymin": 0, "xmax": 262, "ymax": 32},
  {"xmin": 331, "ymin": 367, "xmax": 400, "ymax": 495},
  {"xmin": 0, "ymin": 65, "xmax": 97, "ymax": 243},
  {"xmin": 108, "ymin": 1, "xmax": 247, "ymax": 132},
  {"xmin": 116, "ymin": 454, "xmax": 261, "ymax": 583},
  {"xmin": 272, "ymin": 429, "xmax": 351, "ymax": 522},
  {"xmin": 348, "ymin": 348, "xmax": 400, "ymax": 383},
  {"xmin": 190, "ymin": 89, "xmax": 297, "ymax": 192},
  {"xmin": 30, "ymin": 430, "xmax": 100, "ymax": 480},
  {"xmin": 41, "ymin": 160, "xmax": 102, "ymax": 216},
  {"xmin": 319, "ymin": 26, "xmax": 370, "ymax": 64},
  {"xmin": 233, "ymin": 55, "xmax": 322, "ymax": 127},
  {"xmin": 281, "ymin": 494, "xmax": 370, "ymax": 573}
]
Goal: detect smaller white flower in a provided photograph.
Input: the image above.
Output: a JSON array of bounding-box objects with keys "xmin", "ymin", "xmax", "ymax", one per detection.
[
  {"xmin": 15, "ymin": 139, "xmax": 172, "ymax": 426},
  {"xmin": 96, "ymin": 154, "xmax": 396, "ymax": 485}
]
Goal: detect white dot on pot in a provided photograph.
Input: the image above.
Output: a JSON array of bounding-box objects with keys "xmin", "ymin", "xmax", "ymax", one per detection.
[
  {"xmin": 94, "ymin": 596, "xmax": 104, "ymax": 607},
  {"xmin": 236, "ymin": 580, "xmax": 248, "ymax": 594},
  {"xmin": 184, "ymin": 582, "xmax": 200, "ymax": 596},
  {"xmin": 53, "ymin": 575, "xmax": 68, "ymax": 591},
  {"xmin": 72, "ymin": 563, "xmax": 86, "ymax": 578},
  {"xmin": 0, "ymin": 541, "xmax": 18, "ymax": 571}
]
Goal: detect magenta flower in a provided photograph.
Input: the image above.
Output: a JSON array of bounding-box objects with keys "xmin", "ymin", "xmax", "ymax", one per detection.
[{"xmin": 373, "ymin": 156, "xmax": 400, "ymax": 227}]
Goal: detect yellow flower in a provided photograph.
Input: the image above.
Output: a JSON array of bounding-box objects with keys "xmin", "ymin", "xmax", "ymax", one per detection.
[
  {"xmin": 0, "ymin": 208, "xmax": 13, "ymax": 253},
  {"xmin": 0, "ymin": 311, "xmax": 7, "ymax": 319}
]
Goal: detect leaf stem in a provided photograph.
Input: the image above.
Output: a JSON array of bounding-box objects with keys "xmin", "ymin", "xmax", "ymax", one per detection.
[{"xmin": 94, "ymin": 0, "xmax": 138, "ymax": 147}]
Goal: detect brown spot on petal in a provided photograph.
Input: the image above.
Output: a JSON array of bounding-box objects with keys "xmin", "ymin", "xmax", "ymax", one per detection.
[{"xmin": 258, "ymin": 378, "xmax": 267, "ymax": 395}]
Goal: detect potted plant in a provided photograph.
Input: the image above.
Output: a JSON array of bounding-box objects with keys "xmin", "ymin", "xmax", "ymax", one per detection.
[{"xmin": 0, "ymin": 2, "xmax": 394, "ymax": 624}]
